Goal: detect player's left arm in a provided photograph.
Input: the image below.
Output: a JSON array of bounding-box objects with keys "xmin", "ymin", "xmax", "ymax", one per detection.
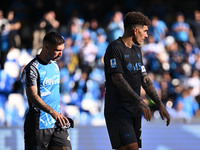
[{"xmin": 141, "ymin": 72, "xmax": 170, "ymax": 126}]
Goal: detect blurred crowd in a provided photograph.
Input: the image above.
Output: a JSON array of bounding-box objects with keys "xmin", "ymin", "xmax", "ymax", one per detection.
[{"xmin": 1, "ymin": 0, "xmax": 200, "ymax": 126}]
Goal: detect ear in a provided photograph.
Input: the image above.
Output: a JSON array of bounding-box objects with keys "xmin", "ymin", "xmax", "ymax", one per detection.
[
  {"xmin": 44, "ymin": 43, "xmax": 49, "ymax": 49},
  {"xmin": 133, "ymin": 28, "xmax": 137, "ymax": 36}
]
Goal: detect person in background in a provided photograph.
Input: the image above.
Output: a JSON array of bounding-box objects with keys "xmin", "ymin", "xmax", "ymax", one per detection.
[
  {"xmin": 107, "ymin": 11, "xmax": 124, "ymax": 42},
  {"xmin": 21, "ymin": 31, "xmax": 72, "ymax": 150},
  {"xmin": 175, "ymin": 88, "xmax": 199, "ymax": 122},
  {"xmin": 0, "ymin": 9, "xmax": 9, "ymax": 32},
  {"xmin": 190, "ymin": 10, "xmax": 200, "ymax": 49},
  {"xmin": 0, "ymin": 24, "xmax": 10, "ymax": 69},
  {"xmin": 103, "ymin": 11, "xmax": 170, "ymax": 150},
  {"xmin": 7, "ymin": 10, "xmax": 21, "ymax": 49},
  {"xmin": 171, "ymin": 12, "xmax": 190, "ymax": 51},
  {"xmin": 148, "ymin": 16, "xmax": 168, "ymax": 43},
  {"xmin": 32, "ymin": 10, "xmax": 60, "ymax": 56}
]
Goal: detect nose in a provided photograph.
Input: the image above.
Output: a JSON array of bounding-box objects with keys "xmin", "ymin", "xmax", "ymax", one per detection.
[{"xmin": 145, "ymin": 33, "xmax": 148, "ymax": 38}]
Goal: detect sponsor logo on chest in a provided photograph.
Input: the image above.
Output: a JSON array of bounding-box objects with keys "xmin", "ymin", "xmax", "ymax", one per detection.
[
  {"xmin": 127, "ymin": 62, "xmax": 142, "ymax": 72},
  {"xmin": 43, "ymin": 75, "xmax": 60, "ymax": 86}
]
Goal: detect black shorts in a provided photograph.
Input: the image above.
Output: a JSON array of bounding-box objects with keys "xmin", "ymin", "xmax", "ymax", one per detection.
[
  {"xmin": 105, "ymin": 114, "xmax": 142, "ymax": 149},
  {"xmin": 24, "ymin": 127, "xmax": 72, "ymax": 150}
]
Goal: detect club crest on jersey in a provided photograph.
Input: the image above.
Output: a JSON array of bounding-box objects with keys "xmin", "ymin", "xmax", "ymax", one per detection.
[{"xmin": 110, "ymin": 58, "xmax": 117, "ymax": 68}]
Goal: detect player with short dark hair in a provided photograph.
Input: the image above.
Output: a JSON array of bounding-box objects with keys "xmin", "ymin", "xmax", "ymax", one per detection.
[
  {"xmin": 104, "ymin": 11, "xmax": 170, "ymax": 150},
  {"xmin": 21, "ymin": 31, "xmax": 72, "ymax": 150}
]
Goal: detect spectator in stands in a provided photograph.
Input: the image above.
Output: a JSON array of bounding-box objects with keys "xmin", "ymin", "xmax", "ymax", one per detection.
[
  {"xmin": 39, "ymin": 10, "xmax": 60, "ymax": 33},
  {"xmin": 107, "ymin": 11, "xmax": 124, "ymax": 42},
  {"xmin": 60, "ymin": 37, "xmax": 73, "ymax": 68},
  {"xmin": 88, "ymin": 18, "xmax": 99, "ymax": 44},
  {"xmin": 74, "ymin": 30, "xmax": 98, "ymax": 102},
  {"xmin": 187, "ymin": 69, "xmax": 200, "ymax": 98},
  {"xmin": 160, "ymin": 71, "xmax": 175, "ymax": 105},
  {"xmin": 0, "ymin": 10, "xmax": 9, "ymax": 32},
  {"xmin": 183, "ymin": 42, "xmax": 199, "ymax": 69},
  {"xmin": 96, "ymin": 28, "xmax": 108, "ymax": 67},
  {"xmin": 0, "ymin": 24, "xmax": 10, "ymax": 69},
  {"xmin": 167, "ymin": 39, "xmax": 185, "ymax": 78},
  {"xmin": 171, "ymin": 12, "xmax": 190, "ymax": 51},
  {"xmin": 78, "ymin": 30, "xmax": 98, "ymax": 80},
  {"xmin": 142, "ymin": 34, "xmax": 168, "ymax": 74},
  {"xmin": 174, "ymin": 88, "xmax": 199, "ymax": 122},
  {"xmin": 32, "ymin": 10, "xmax": 60, "ymax": 56},
  {"xmin": 58, "ymin": 59, "xmax": 71, "ymax": 94},
  {"xmin": 7, "ymin": 10, "xmax": 21, "ymax": 49},
  {"xmin": 148, "ymin": 16, "xmax": 168, "ymax": 43},
  {"xmin": 190, "ymin": 10, "xmax": 200, "ymax": 49},
  {"xmin": 66, "ymin": 21, "xmax": 83, "ymax": 53}
]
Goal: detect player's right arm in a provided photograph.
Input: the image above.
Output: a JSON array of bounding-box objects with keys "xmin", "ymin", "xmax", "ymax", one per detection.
[
  {"xmin": 111, "ymin": 72, "xmax": 151, "ymax": 121},
  {"xmin": 26, "ymin": 85, "xmax": 69, "ymax": 126}
]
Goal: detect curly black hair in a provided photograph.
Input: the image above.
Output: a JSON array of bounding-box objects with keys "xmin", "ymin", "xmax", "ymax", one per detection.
[{"xmin": 123, "ymin": 11, "xmax": 151, "ymax": 30}]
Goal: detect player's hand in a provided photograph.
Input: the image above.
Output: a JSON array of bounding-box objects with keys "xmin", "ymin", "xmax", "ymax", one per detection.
[
  {"xmin": 159, "ymin": 103, "xmax": 170, "ymax": 126},
  {"xmin": 138, "ymin": 100, "xmax": 151, "ymax": 121},
  {"xmin": 49, "ymin": 109, "xmax": 69, "ymax": 127}
]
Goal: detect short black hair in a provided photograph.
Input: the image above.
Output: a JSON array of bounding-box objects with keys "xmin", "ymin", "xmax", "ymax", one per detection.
[
  {"xmin": 123, "ymin": 11, "xmax": 151, "ymax": 29},
  {"xmin": 43, "ymin": 31, "xmax": 65, "ymax": 46}
]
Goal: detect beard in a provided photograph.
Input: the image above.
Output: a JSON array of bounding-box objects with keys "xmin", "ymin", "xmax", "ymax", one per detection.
[
  {"xmin": 132, "ymin": 36, "xmax": 140, "ymax": 45},
  {"xmin": 53, "ymin": 56, "xmax": 61, "ymax": 61}
]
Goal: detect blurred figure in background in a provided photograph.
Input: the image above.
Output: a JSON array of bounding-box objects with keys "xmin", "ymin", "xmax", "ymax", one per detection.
[
  {"xmin": 171, "ymin": 12, "xmax": 190, "ymax": 51},
  {"xmin": 148, "ymin": 16, "xmax": 168, "ymax": 43},
  {"xmin": 96, "ymin": 27, "xmax": 108, "ymax": 68},
  {"xmin": 7, "ymin": 10, "xmax": 21, "ymax": 49},
  {"xmin": 32, "ymin": 10, "xmax": 60, "ymax": 56},
  {"xmin": 174, "ymin": 88, "xmax": 199, "ymax": 122},
  {"xmin": 142, "ymin": 34, "xmax": 168, "ymax": 74},
  {"xmin": 190, "ymin": 10, "xmax": 200, "ymax": 49},
  {"xmin": 0, "ymin": 10, "xmax": 9, "ymax": 31},
  {"xmin": 78, "ymin": 30, "xmax": 98, "ymax": 80},
  {"xmin": 107, "ymin": 11, "xmax": 124, "ymax": 42},
  {"xmin": 0, "ymin": 10, "xmax": 10, "ymax": 69},
  {"xmin": 88, "ymin": 18, "xmax": 99, "ymax": 44},
  {"xmin": 39, "ymin": 10, "xmax": 60, "ymax": 33},
  {"xmin": 0, "ymin": 24, "xmax": 10, "ymax": 69},
  {"xmin": 187, "ymin": 69, "xmax": 200, "ymax": 98}
]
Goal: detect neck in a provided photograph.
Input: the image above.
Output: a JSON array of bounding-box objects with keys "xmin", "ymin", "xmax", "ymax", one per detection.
[
  {"xmin": 121, "ymin": 35, "xmax": 134, "ymax": 48},
  {"xmin": 38, "ymin": 50, "xmax": 51, "ymax": 64}
]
